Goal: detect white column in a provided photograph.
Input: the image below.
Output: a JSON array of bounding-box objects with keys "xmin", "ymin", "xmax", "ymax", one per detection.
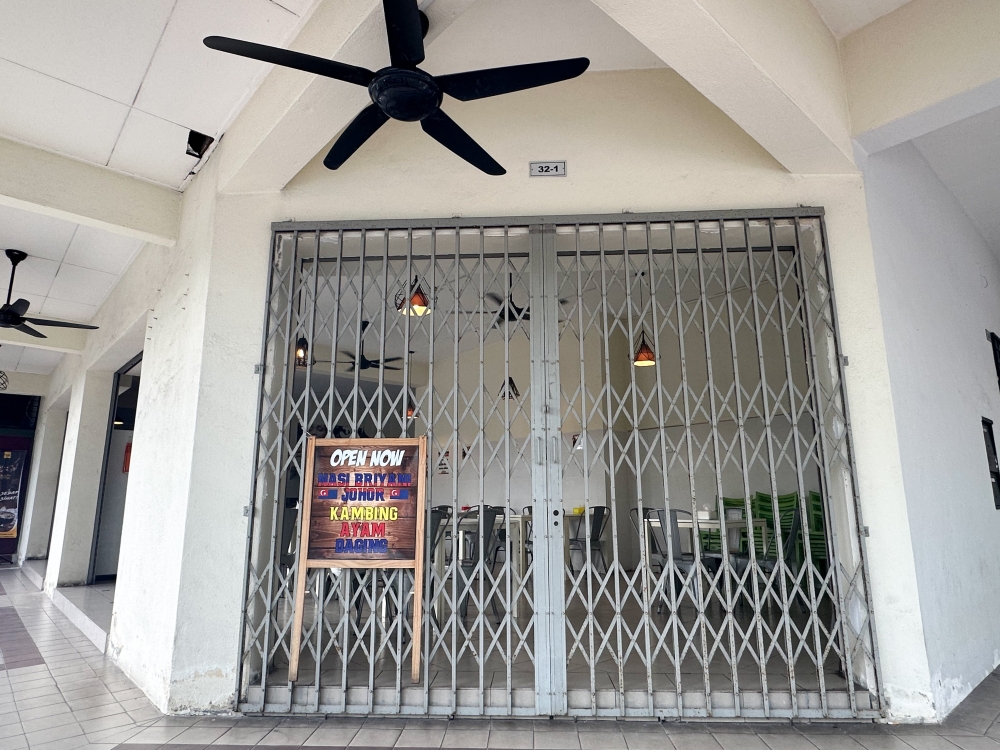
[
  {"xmin": 108, "ymin": 163, "xmax": 271, "ymax": 712},
  {"xmin": 16, "ymin": 405, "xmax": 68, "ymax": 564},
  {"xmin": 44, "ymin": 370, "xmax": 114, "ymax": 590}
]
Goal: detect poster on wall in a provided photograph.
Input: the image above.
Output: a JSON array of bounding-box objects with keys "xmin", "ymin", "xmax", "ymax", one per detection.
[
  {"xmin": 288, "ymin": 436, "xmax": 427, "ymax": 683},
  {"xmin": 0, "ymin": 450, "xmax": 26, "ymax": 542}
]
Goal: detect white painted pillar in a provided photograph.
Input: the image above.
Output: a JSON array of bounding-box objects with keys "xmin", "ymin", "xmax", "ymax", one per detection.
[
  {"xmin": 16, "ymin": 405, "xmax": 68, "ymax": 563},
  {"xmin": 108, "ymin": 159, "xmax": 271, "ymax": 712},
  {"xmin": 44, "ymin": 370, "xmax": 114, "ymax": 590}
]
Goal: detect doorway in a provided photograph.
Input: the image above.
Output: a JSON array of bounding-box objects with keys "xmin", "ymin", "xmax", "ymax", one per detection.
[
  {"xmin": 242, "ymin": 211, "xmax": 881, "ymax": 719},
  {"xmin": 90, "ymin": 353, "xmax": 141, "ymax": 582}
]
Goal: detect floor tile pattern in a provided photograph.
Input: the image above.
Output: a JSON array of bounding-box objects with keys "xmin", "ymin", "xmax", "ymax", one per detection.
[
  {"xmin": 3, "ymin": 566, "xmax": 1000, "ymax": 750},
  {"xmin": 0, "ymin": 606, "xmax": 45, "ymax": 671}
]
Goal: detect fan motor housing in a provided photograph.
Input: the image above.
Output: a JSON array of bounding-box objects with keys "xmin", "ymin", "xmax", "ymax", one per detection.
[{"xmin": 369, "ymin": 68, "xmax": 442, "ymax": 122}]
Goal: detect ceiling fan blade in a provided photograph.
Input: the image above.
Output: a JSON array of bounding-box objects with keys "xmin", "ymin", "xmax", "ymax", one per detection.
[
  {"xmin": 436, "ymin": 57, "xmax": 590, "ymax": 102},
  {"xmin": 10, "ymin": 299, "xmax": 29, "ymax": 316},
  {"xmin": 15, "ymin": 323, "xmax": 46, "ymax": 339},
  {"xmin": 204, "ymin": 36, "xmax": 375, "ymax": 87},
  {"xmin": 339, "ymin": 351, "xmax": 358, "ymax": 360},
  {"xmin": 381, "ymin": 356, "xmax": 404, "ymax": 363},
  {"xmin": 383, "ymin": 365, "xmax": 402, "ymax": 371},
  {"xmin": 22, "ymin": 317, "xmax": 98, "ymax": 330},
  {"xmin": 485, "ymin": 292, "xmax": 505, "ymax": 306},
  {"xmin": 382, "ymin": 0, "xmax": 425, "ymax": 67},
  {"xmin": 421, "ymin": 109, "xmax": 505, "ymax": 175},
  {"xmin": 324, "ymin": 105, "xmax": 391, "ymax": 169}
]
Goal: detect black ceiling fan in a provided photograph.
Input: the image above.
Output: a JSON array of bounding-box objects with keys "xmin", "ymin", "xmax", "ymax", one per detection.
[
  {"xmin": 204, "ymin": 0, "xmax": 590, "ymax": 175},
  {"xmin": 485, "ymin": 273, "xmax": 566, "ymax": 327},
  {"xmin": 0, "ymin": 250, "xmax": 98, "ymax": 339},
  {"xmin": 338, "ymin": 321, "xmax": 403, "ymax": 371}
]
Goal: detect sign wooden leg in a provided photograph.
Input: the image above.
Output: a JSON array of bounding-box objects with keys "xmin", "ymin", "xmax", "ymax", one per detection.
[
  {"xmin": 410, "ymin": 566, "xmax": 424, "ymax": 683},
  {"xmin": 287, "ymin": 562, "xmax": 309, "ymax": 682}
]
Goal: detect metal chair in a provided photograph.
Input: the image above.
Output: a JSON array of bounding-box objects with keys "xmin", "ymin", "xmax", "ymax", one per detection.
[
  {"xmin": 568, "ymin": 506, "xmax": 609, "ymax": 574},
  {"xmin": 457, "ymin": 506, "xmax": 504, "ymax": 623}
]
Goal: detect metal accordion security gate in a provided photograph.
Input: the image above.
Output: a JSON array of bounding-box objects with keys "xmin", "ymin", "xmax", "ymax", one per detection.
[{"xmin": 240, "ymin": 209, "xmax": 882, "ymax": 719}]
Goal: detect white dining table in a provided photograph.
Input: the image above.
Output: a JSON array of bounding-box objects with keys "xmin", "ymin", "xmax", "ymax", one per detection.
[{"xmin": 645, "ymin": 515, "xmax": 770, "ymax": 561}]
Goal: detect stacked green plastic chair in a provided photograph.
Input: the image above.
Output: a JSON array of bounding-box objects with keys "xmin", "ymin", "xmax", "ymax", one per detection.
[
  {"xmin": 808, "ymin": 491, "xmax": 828, "ymax": 566},
  {"xmin": 776, "ymin": 492, "xmax": 802, "ymax": 564}
]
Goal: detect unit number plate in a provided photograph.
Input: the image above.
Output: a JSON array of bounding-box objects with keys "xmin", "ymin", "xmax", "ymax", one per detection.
[{"xmin": 529, "ymin": 161, "xmax": 567, "ymax": 176}]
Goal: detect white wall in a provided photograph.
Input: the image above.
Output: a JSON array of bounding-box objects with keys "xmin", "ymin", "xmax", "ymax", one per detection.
[{"xmin": 861, "ymin": 140, "xmax": 1000, "ymax": 719}]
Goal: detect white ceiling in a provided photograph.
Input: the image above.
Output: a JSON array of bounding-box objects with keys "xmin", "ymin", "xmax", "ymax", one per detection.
[
  {"xmin": 0, "ymin": 202, "xmax": 143, "ymax": 374},
  {"xmin": 0, "ymin": 345, "xmax": 64, "ymax": 376},
  {"xmin": 808, "ymin": 0, "xmax": 911, "ymax": 38},
  {"xmin": 421, "ymin": 0, "xmax": 666, "ymax": 76},
  {"xmin": 0, "ymin": 0, "xmax": 317, "ymax": 190},
  {"xmin": 913, "ymin": 105, "xmax": 1000, "ymax": 253}
]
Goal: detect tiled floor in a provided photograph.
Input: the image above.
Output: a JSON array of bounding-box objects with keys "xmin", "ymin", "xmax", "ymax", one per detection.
[{"xmin": 4, "ymin": 565, "xmax": 1000, "ymax": 750}]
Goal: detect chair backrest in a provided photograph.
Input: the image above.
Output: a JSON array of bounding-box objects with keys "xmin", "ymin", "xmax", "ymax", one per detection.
[
  {"xmin": 590, "ymin": 506, "xmax": 609, "ymax": 541},
  {"xmin": 429, "ymin": 505, "xmax": 453, "ymax": 563},
  {"xmin": 457, "ymin": 506, "xmax": 503, "ymax": 565},
  {"xmin": 653, "ymin": 508, "xmax": 690, "ymax": 561}
]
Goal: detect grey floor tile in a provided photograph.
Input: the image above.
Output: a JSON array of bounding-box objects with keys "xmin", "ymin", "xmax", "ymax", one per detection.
[
  {"xmin": 897, "ymin": 737, "xmax": 962, "ymax": 750},
  {"xmin": 758, "ymin": 735, "xmax": 817, "ymax": 750},
  {"xmin": 622, "ymin": 733, "xmax": 675, "ymax": 750},
  {"xmin": 442, "ymin": 730, "xmax": 491, "ymax": 749},
  {"xmin": 715, "ymin": 734, "xmax": 771, "ymax": 750},
  {"xmin": 127, "ymin": 724, "xmax": 190, "ymax": 743},
  {"xmin": 580, "ymin": 733, "xmax": 628, "ymax": 750},
  {"xmin": 78, "ymin": 711, "xmax": 139, "ymax": 734},
  {"xmin": 805, "ymin": 736, "xmax": 866, "ymax": 750},
  {"xmin": 23, "ymin": 721, "xmax": 85, "ymax": 746},
  {"xmin": 84, "ymin": 724, "xmax": 149, "ymax": 745},
  {"xmin": 852, "ymin": 737, "xmax": 916, "ymax": 750},
  {"xmin": 166, "ymin": 726, "xmax": 233, "ymax": 744},
  {"xmin": 533, "ymin": 730, "xmax": 581, "ymax": 749},
  {"xmin": 0, "ymin": 722, "xmax": 25, "ymax": 741},
  {"xmin": 24, "ymin": 736, "xmax": 89, "ymax": 750},
  {"xmin": 947, "ymin": 740, "xmax": 1000, "ymax": 750},
  {"xmin": 71, "ymin": 702, "xmax": 128, "ymax": 722},
  {"xmin": 351, "ymin": 728, "xmax": 404, "ymax": 747},
  {"xmin": 396, "ymin": 727, "xmax": 446, "ymax": 747},
  {"xmin": 0, "ymin": 734, "xmax": 28, "ymax": 750},
  {"xmin": 214, "ymin": 725, "xmax": 277, "ymax": 745},
  {"xmin": 488, "ymin": 730, "xmax": 534, "ymax": 749},
  {"xmin": 671, "ymin": 735, "xmax": 724, "ymax": 750},
  {"xmin": 259, "ymin": 725, "xmax": 323, "ymax": 745}
]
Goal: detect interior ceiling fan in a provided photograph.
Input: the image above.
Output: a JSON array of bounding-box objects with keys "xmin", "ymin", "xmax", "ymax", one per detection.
[
  {"xmin": 338, "ymin": 320, "xmax": 403, "ymax": 371},
  {"xmin": 204, "ymin": 0, "xmax": 590, "ymax": 175},
  {"xmin": 484, "ymin": 273, "xmax": 566, "ymax": 327},
  {"xmin": 0, "ymin": 250, "xmax": 98, "ymax": 339}
]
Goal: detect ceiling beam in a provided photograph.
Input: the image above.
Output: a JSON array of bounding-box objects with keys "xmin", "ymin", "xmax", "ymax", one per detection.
[
  {"xmin": 843, "ymin": 0, "xmax": 1000, "ymax": 154},
  {"xmin": 590, "ymin": 0, "xmax": 856, "ymax": 175},
  {"xmin": 218, "ymin": 0, "xmax": 479, "ymax": 194},
  {"xmin": 0, "ymin": 137, "xmax": 181, "ymax": 247},
  {"xmin": 0, "ymin": 326, "xmax": 86, "ymax": 354}
]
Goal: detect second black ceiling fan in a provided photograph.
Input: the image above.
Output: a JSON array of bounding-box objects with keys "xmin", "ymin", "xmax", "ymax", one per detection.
[{"xmin": 205, "ymin": 0, "xmax": 590, "ymax": 175}]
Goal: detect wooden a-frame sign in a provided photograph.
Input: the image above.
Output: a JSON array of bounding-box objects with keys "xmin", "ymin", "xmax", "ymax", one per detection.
[{"xmin": 288, "ymin": 436, "xmax": 427, "ymax": 683}]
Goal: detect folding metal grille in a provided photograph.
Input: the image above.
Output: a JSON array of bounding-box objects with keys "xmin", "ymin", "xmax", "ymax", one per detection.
[{"xmin": 240, "ymin": 210, "xmax": 881, "ymax": 719}]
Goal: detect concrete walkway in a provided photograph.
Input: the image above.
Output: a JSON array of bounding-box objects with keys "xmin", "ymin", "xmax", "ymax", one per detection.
[{"xmin": 3, "ymin": 565, "xmax": 1000, "ymax": 750}]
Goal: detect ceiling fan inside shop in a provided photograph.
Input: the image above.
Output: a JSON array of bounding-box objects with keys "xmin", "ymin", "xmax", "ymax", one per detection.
[
  {"xmin": 204, "ymin": 0, "xmax": 590, "ymax": 175},
  {"xmin": 337, "ymin": 320, "xmax": 404, "ymax": 372},
  {"xmin": 0, "ymin": 250, "xmax": 99, "ymax": 338}
]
